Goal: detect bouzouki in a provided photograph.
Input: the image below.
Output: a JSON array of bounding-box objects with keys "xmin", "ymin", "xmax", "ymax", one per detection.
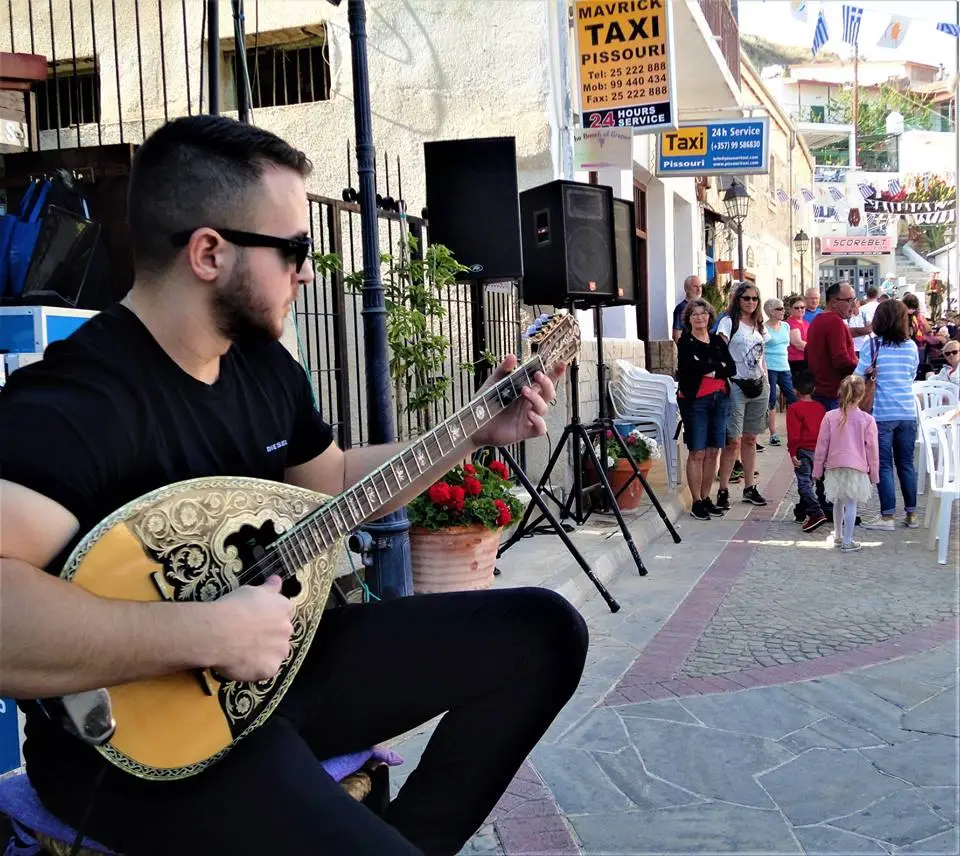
[{"xmin": 56, "ymin": 313, "xmax": 580, "ymax": 780}]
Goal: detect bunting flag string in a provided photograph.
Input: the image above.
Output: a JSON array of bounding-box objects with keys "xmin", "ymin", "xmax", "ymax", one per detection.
[{"xmin": 804, "ymin": 4, "xmax": 959, "ymax": 53}]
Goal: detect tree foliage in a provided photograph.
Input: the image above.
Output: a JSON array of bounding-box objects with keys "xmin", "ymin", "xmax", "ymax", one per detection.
[{"xmin": 833, "ymin": 83, "xmax": 939, "ymax": 137}]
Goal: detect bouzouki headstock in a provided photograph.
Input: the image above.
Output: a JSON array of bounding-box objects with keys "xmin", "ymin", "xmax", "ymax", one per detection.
[{"xmin": 524, "ymin": 312, "xmax": 581, "ymax": 371}]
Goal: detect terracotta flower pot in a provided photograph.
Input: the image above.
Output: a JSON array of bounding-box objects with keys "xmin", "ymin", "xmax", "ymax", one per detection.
[
  {"xmin": 607, "ymin": 458, "xmax": 653, "ymax": 510},
  {"xmin": 583, "ymin": 456, "xmax": 654, "ymax": 510},
  {"xmin": 410, "ymin": 523, "xmax": 502, "ymax": 594}
]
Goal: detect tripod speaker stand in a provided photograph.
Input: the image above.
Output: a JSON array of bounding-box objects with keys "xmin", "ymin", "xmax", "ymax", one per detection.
[{"xmin": 498, "ymin": 303, "xmax": 682, "ymax": 578}]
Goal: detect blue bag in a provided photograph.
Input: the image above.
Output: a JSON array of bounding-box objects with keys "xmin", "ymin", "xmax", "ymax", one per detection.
[
  {"xmin": 0, "ymin": 181, "xmax": 41, "ymax": 295},
  {"xmin": 4, "ymin": 179, "xmax": 52, "ymax": 298}
]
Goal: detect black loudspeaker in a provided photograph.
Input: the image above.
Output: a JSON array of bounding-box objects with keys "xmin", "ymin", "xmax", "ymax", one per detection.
[
  {"xmin": 610, "ymin": 198, "xmax": 638, "ymax": 305},
  {"xmin": 423, "ymin": 137, "xmax": 523, "ymax": 281},
  {"xmin": 519, "ymin": 180, "xmax": 616, "ymax": 307}
]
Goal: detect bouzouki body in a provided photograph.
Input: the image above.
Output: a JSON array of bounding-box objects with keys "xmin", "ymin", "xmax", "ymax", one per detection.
[
  {"xmin": 61, "ymin": 477, "xmax": 336, "ymax": 780},
  {"xmin": 55, "ymin": 312, "xmax": 581, "ymax": 781}
]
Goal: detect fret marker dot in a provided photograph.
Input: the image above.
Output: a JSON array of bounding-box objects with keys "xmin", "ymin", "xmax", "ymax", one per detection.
[
  {"xmin": 475, "ymin": 405, "xmax": 486, "ymax": 420},
  {"xmin": 366, "ymin": 487, "xmax": 376, "ymax": 502}
]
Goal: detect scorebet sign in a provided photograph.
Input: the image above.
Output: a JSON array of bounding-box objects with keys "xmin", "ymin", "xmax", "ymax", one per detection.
[{"xmin": 574, "ymin": 0, "xmax": 678, "ymax": 132}]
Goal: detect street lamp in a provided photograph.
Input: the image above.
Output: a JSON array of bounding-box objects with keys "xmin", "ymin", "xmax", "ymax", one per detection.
[
  {"xmin": 723, "ymin": 179, "xmax": 750, "ymax": 277},
  {"xmin": 793, "ymin": 229, "xmax": 809, "ymax": 291}
]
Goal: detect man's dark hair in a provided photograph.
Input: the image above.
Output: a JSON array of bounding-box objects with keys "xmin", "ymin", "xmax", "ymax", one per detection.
[
  {"xmin": 825, "ymin": 282, "xmax": 843, "ymax": 303},
  {"xmin": 794, "ymin": 371, "xmax": 815, "ymax": 396},
  {"xmin": 872, "ymin": 298, "xmax": 910, "ymax": 345},
  {"xmin": 128, "ymin": 115, "xmax": 312, "ymax": 274},
  {"xmin": 866, "ymin": 285, "xmax": 878, "ymax": 299}
]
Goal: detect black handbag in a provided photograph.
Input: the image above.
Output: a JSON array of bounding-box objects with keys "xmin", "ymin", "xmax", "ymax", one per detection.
[{"xmin": 732, "ymin": 377, "xmax": 764, "ymax": 398}]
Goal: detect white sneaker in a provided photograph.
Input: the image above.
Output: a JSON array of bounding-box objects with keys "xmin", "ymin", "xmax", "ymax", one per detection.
[
  {"xmin": 841, "ymin": 541, "xmax": 863, "ymax": 553},
  {"xmin": 861, "ymin": 516, "xmax": 896, "ymax": 531}
]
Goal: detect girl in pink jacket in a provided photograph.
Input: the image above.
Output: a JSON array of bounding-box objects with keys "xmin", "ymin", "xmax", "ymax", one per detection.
[{"xmin": 813, "ymin": 375, "xmax": 880, "ymax": 552}]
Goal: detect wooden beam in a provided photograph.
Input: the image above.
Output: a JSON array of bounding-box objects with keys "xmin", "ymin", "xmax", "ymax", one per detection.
[{"xmin": 0, "ymin": 52, "xmax": 48, "ymax": 86}]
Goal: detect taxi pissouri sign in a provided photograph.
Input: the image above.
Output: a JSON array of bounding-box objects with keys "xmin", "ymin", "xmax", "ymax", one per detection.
[{"xmin": 574, "ymin": 0, "xmax": 678, "ymax": 132}]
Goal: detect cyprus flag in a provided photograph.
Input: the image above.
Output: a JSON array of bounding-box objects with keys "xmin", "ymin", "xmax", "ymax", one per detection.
[{"xmin": 877, "ymin": 16, "xmax": 910, "ymax": 49}]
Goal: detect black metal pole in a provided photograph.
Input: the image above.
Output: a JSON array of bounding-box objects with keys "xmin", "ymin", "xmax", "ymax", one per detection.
[
  {"xmin": 206, "ymin": 0, "xmax": 219, "ymax": 115},
  {"xmin": 231, "ymin": 0, "xmax": 249, "ymax": 123},
  {"xmin": 799, "ymin": 250, "xmax": 805, "ymax": 291},
  {"xmin": 348, "ymin": 0, "xmax": 411, "ymax": 599}
]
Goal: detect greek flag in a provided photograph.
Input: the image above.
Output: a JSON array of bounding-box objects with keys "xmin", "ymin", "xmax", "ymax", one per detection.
[
  {"xmin": 812, "ymin": 10, "xmax": 829, "ymax": 55},
  {"xmin": 888, "ymin": 179, "xmax": 902, "ymax": 195},
  {"xmin": 842, "ymin": 5, "xmax": 864, "ymax": 46},
  {"xmin": 858, "ymin": 182, "xmax": 876, "ymax": 200},
  {"xmin": 801, "ymin": 188, "xmax": 815, "ymax": 202},
  {"xmin": 829, "ymin": 186, "xmax": 845, "ymax": 201},
  {"xmin": 777, "ymin": 189, "xmax": 789, "ymax": 203},
  {"xmin": 936, "ymin": 22, "xmax": 960, "ymax": 37}
]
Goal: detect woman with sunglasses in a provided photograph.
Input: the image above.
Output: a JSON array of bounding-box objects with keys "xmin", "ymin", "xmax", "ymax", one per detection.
[
  {"xmin": 715, "ymin": 282, "xmax": 769, "ymax": 509},
  {"xmin": 927, "ymin": 341, "xmax": 960, "ymax": 386},
  {"xmin": 763, "ymin": 298, "xmax": 796, "ymax": 446},
  {"xmin": 676, "ymin": 299, "xmax": 736, "ymax": 520},
  {"xmin": 786, "ymin": 295, "xmax": 809, "ymax": 380}
]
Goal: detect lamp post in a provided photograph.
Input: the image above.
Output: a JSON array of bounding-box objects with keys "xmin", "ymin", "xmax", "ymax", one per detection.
[
  {"xmin": 328, "ymin": 0, "xmax": 411, "ymax": 599},
  {"xmin": 793, "ymin": 230, "xmax": 808, "ymax": 292},
  {"xmin": 722, "ymin": 179, "xmax": 750, "ymax": 278}
]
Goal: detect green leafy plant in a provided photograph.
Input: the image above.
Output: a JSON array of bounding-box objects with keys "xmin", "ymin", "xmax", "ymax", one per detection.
[
  {"xmin": 594, "ymin": 427, "xmax": 662, "ymax": 469},
  {"xmin": 313, "ymin": 235, "xmax": 469, "ymax": 435},
  {"xmin": 407, "ymin": 459, "xmax": 524, "ymax": 531}
]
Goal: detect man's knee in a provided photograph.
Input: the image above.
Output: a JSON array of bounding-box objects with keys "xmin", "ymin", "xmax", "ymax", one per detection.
[{"xmin": 508, "ymin": 587, "xmax": 589, "ymax": 678}]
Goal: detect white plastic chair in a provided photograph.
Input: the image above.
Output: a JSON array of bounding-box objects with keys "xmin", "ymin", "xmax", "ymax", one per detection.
[
  {"xmin": 920, "ymin": 404, "xmax": 960, "ymax": 529},
  {"xmin": 914, "ymin": 381, "xmax": 960, "ymax": 494},
  {"xmin": 920, "ymin": 410, "xmax": 960, "ymax": 565},
  {"xmin": 608, "ymin": 368, "xmax": 680, "ymax": 488}
]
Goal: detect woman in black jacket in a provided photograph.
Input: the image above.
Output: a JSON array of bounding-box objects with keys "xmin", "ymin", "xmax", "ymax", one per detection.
[{"xmin": 677, "ymin": 299, "xmax": 737, "ymax": 520}]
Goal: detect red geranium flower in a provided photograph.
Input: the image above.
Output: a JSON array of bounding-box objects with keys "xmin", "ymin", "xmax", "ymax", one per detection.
[
  {"xmin": 463, "ymin": 475, "xmax": 482, "ymax": 496},
  {"xmin": 428, "ymin": 482, "xmax": 452, "ymax": 505},
  {"xmin": 449, "ymin": 485, "xmax": 466, "ymax": 513},
  {"xmin": 489, "ymin": 460, "xmax": 509, "ymax": 479},
  {"xmin": 493, "ymin": 499, "xmax": 512, "ymax": 527},
  {"xmin": 463, "ymin": 463, "xmax": 477, "ymax": 475}
]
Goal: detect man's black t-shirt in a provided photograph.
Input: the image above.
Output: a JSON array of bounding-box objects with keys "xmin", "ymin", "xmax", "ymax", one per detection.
[{"xmin": 0, "ymin": 303, "xmax": 333, "ymax": 783}]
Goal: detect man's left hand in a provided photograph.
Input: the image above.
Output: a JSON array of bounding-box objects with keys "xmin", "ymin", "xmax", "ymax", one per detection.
[{"xmin": 472, "ymin": 355, "xmax": 566, "ymax": 448}]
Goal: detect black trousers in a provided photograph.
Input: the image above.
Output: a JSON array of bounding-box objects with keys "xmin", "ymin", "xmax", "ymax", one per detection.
[{"xmin": 34, "ymin": 587, "xmax": 588, "ymax": 856}]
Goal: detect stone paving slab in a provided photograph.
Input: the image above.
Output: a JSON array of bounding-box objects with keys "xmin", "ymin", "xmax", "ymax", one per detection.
[{"xmin": 385, "ymin": 444, "xmax": 958, "ymax": 854}]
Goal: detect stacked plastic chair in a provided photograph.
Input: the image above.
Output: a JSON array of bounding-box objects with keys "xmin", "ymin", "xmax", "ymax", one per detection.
[
  {"xmin": 919, "ymin": 409, "xmax": 960, "ymax": 565},
  {"xmin": 608, "ymin": 359, "xmax": 680, "ymax": 489},
  {"xmin": 913, "ymin": 380, "xmax": 959, "ymax": 495}
]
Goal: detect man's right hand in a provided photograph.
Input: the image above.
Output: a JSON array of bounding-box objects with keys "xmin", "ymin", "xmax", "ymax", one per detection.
[
  {"xmin": 210, "ymin": 576, "xmax": 294, "ymax": 682},
  {"xmin": 791, "ymin": 456, "xmax": 802, "ymax": 469}
]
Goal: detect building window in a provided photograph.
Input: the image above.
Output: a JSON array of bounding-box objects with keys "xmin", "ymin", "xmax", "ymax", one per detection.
[
  {"xmin": 35, "ymin": 57, "xmax": 100, "ymax": 131},
  {"xmin": 222, "ymin": 26, "xmax": 331, "ymax": 111}
]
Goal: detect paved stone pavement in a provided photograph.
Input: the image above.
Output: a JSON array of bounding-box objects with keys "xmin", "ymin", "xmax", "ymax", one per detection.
[{"xmin": 388, "ymin": 446, "xmax": 959, "ymax": 854}]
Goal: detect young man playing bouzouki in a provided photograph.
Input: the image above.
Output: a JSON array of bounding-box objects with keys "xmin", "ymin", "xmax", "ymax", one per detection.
[{"xmin": 0, "ymin": 116, "xmax": 586, "ymax": 856}]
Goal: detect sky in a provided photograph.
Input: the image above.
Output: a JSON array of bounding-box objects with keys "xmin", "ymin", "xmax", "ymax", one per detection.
[{"xmin": 736, "ymin": 0, "xmax": 960, "ymax": 72}]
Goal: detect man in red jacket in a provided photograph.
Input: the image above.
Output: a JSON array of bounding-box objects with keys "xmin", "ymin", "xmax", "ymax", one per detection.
[{"xmin": 805, "ymin": 282, "xmax": 859, "ymax": 411}]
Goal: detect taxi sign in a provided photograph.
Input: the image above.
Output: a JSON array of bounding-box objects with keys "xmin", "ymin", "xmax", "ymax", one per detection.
[
  {"xmin": 574, "ymin": 0, "xmax": 678, "ymax": 132},
  {"xmin": 656, "ymin": 117, "xmax": 770, "ymax": 177}
]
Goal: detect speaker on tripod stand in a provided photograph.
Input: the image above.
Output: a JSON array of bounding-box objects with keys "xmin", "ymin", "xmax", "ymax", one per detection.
[{"xmin": 499, "ymin": 180, "xmax": 681, "ymax": 577}]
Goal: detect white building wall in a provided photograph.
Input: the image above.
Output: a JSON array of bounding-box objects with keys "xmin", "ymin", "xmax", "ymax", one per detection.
[{"xmin": 4, "ymin": 0, "xmax": 563, "ymax": 212}]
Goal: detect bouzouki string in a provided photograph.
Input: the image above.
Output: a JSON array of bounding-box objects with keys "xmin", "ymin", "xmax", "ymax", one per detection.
[{"xmin": 223, "ymin": 351, "xmax": 550, "ymax": 590}]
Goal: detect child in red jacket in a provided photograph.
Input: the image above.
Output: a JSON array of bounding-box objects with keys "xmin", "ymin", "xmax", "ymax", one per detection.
[{"xmin": 787, "ymin": 371, "xmax": 827, "ymax": 532}]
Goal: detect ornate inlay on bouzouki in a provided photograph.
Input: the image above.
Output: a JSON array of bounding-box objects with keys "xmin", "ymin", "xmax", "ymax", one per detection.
[{"xmin": 56, "ymin": 313, "xmax": 582, "ymax": 780}]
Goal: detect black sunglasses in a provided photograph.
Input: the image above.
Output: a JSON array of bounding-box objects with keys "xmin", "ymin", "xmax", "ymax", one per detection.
[{"xmin": 170, "ymin": 228, "xmax": 313, "ymax": 272}]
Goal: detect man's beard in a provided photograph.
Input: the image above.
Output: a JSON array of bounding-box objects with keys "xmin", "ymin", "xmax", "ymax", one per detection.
[{"xmin": 212, "ymin": 260, "xmax": 280, "ymax": 343}]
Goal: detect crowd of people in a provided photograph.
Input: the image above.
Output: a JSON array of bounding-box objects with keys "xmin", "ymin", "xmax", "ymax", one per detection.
[{"xmin": 673, "ymin": 275, "xmax": 959, "ymax": 535}]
